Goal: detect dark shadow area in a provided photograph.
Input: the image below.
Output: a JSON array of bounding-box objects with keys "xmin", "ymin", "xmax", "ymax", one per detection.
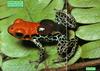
[
  {"xmin": 78, "ymin": 38, "xmax": 90, "ymax": 46},
  {"xmin": 19, "ymin": 40, "xmax": 57, "ymax": 48}
]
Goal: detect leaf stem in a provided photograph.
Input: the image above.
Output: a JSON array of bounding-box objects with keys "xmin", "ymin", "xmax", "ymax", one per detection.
[{"xmin": 41, "ymin": 59, "xmax": 100, "ymax": 71}]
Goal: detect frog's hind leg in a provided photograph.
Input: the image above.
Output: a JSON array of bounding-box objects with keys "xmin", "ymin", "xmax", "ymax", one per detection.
[
  {"xmin": 54, "ymin": 37, "xmax": 78, "ymax": 63},
  {"xmin": 66, "ymin": 37, "xmax": 78, "ymax": 59},
  {"xmin": 55, "ymin": 10, "xmax": 77, "ymax": 29},
  {"xmin": 30, "ymin": 39, "xmax": 48, "ymax": 69}
]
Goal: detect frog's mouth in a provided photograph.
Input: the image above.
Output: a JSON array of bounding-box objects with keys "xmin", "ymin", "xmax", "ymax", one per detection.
[
  {"xmin": 15, "ymin": 32, "xmax": 24, "ymax": 38},
  {"xmin": 8, "ymin": 31, "xmax": 32, "ymax": 40},
  {"xmin": 15, "ymin": 33, "xmax": 32, "ymax": 40}
]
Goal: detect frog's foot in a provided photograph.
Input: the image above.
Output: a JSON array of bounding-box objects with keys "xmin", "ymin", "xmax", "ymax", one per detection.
[
  {"xmin": 30, "ymin": 39, "xmax": 48, "ymax": 69},
  {"xmin": 29, "ymin": 60, "xmax": 40, "ymax": 69},
  {"xmin": 53, "ymin": 57, "xmax": 67, "ymax": 64},
  {"xmin": 29, "ymin": 51, "xmax": 48, "ymax": 69}
]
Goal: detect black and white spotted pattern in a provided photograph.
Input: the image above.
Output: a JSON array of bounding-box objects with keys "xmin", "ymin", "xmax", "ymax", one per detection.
[
  {"xmin": 55, "ymin": 10, "xmax": 76, "ymax": 29},
  {"xmin": 30, "ymin": 9, "xmax": 78, "ymax": 68},
  {"xmin": 54, "ymin": 10, "xmax": 78, "ymax": 63}
]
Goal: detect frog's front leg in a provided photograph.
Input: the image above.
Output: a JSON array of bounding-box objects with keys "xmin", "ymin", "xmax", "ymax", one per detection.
[
  {"xmin": 53, "ymin": 35, "xmax": 68, "ymax": 63},
  {"xmin": 30, "ymin": 39, "xmax": 47, "ymax": 68},
  {"xmin": 54, "ymin": 41, "xmax": 68, "ymax": 63}
]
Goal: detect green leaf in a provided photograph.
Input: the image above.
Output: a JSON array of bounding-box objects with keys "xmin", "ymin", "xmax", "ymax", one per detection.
[
  {"xmin": 0, "ymin": 55, "xmax": 2, "ymax": 67},
  {"xmin": 81, "ymin": 40, "xmax": 100, "ymax": 58},
  {"xmin": 2, "ymin": 58, "xmax": 36, "ymax": 71},
  {"xmin": 76, "ymin": 23, "xmax": 100, "ymax": 41},
  {"xmin": 68, "ymin": 46, "xmax": 81, "ymax": 65},
  {"xmin": 0, "ymin": 6, "xmax": 14, "ymax": 19},
  {"xmin": 27, "ymin": 46, "xmax": 66, "ymax": 69},
  {"xmin": 71, "ymin": 8, "xmax": 100, "ymax": 24},
  {"xmin": 24, "ymin": 0, "xmax": 64, "ymax": 21},
  {"xmin": 45, "ymin": 46, "xmax": 66, "ymax": 68},
  {"xmin": 69, "ymin": 0, "xmax": 100, "ymax": 24},
  {"xmin": 0, "ymin": 0, "xmax": 63, "ymax": 21},
  {"xmin": 68, "ymin": 0, "xmax": 100, "ymax": 8},
  {"xmin": 1, "ymin": 46, "xmax": 67, "ymax": 71},
  {"xmin": 0, "ymin": 0, "xmax": 6, "ymax": 6}
]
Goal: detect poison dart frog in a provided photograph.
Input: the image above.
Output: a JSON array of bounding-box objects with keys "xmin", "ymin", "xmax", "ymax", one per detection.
[
  {"xmin": 8, "ymin": 10, "xmax": 78, "ymax": 68},
  {"xmin": 8, "ymin": 18, "xmax": 57, "ymax": 40}
]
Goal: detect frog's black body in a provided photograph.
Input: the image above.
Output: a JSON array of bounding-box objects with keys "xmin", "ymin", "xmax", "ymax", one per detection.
[{"xmin": 30, "ymin": 10, "xmax": 78, "ymax": 68}]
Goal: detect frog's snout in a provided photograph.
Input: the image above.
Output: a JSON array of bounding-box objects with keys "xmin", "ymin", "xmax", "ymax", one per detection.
[
  {"xmin": 8, "ymin": 26, "xmax": 32, "ymax": 40},
  {"xmin": 8, "ymin": 26, "xmax": 25, "ymax": 38}
]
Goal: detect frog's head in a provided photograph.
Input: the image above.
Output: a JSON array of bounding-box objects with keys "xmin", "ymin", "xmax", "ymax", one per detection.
[{"xmin": 8, "ymin": 19, "xmax": 40, "ymax": 40}]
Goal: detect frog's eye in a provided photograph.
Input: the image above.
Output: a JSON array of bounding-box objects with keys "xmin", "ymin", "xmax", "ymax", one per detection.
[
  {"xmin": 15, "ymin": 32, "xmax": 24, "ymax": 38},
  {"xmin": 38, "ymin": 27, "xmax": 45, "ymax": 32},
  {"xmin": 14, "ymin": 19, "xmax": 24, "ymax": 24}
]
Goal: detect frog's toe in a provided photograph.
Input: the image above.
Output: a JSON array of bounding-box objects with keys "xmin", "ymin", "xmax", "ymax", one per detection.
[
  {"xmin": 53, "ymin": 58, "xmax": 66, "ymax": 64},
  {"xmin": 29, "ymin": 60, "xmax": 40, "ymax": 69}
]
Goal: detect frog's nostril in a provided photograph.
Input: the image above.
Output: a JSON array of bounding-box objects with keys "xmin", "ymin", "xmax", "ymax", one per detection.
[{"xmin": 15, "ymin": 32, "xmax": 24, "ymax": 38}]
